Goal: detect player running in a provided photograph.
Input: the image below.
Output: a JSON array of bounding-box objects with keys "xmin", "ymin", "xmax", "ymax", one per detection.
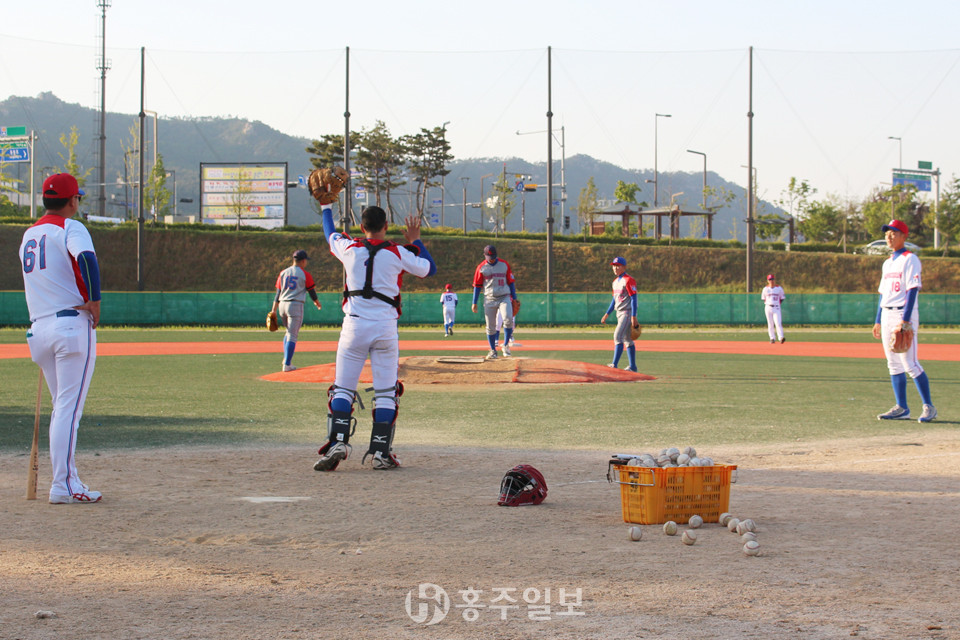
[
  {"xmin": 600, "ymin": 256, "xmax": 639, "ymax": 372},
  {"xmin": 471, "ymin": 245, "xmax": 517, "ymax": 359},
  {"xmin": 314, "ymin": 204, "xmax": 436, "ymax": 471},
  {"xmin": 872, "ymin": 219, "xmax": 936, "ymax": 423}
]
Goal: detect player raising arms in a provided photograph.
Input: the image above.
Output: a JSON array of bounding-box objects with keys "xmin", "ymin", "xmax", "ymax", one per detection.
[
  {"xmin": 600, "ymin": 256, "xmax": 639, "ymax": 372},
  {"xmin": 471, "ymin": 244, "xmax": 517, "ymax": 359},
  {"xmin": 872, "ymin": 219, "xmax": 936, "ymax": 423},
  {"xmin": 314, "ymin": 204, "xmax": 436, "ymax": 471}
]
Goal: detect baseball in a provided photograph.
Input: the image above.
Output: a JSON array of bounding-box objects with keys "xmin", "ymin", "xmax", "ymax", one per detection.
[
  {"xmin": 683, "ymin": 446, "xmax": 697, "ymax": 457},
  {"xmin": 727, "ymin": 517, "xmax": 741, "ymax": 532},
  {"xmin": 627, "ymin": 457, "xmax": 642, "ymax": 467},
  {"xmin": 741, "ymin": 532, "xmax": 758, "ymax": 543},
  {"xmin": 628, "ymin": 526, "xmax": 643, "ymax": 541},
  {"xmin": 740, "ymin": 518, "xmax": 757, "ymax": 532},
  {"xmin": 688, "ymin": 514, "xmax": 703, "ymax": 529},
  {"xmin": 689, "ymin": 456, "xmax": 702, "ymax": 466},
  {"xmin": 743, "ymin": 540, "xmax": 761, "ymax": 556},
  {"xmin": 676, "ymin": 453, "xmax": 690, "ymax": 465},
  {"xmin": 681, "ymin": 530, "xmax": 697, "ymax": 545},
  {"xmin": 719, "ymin": 512, "xmax": 732, "ymax": 526},
  {"xmin": 663, "ymin": 521, "xmax": 678, "ymax": 536}
]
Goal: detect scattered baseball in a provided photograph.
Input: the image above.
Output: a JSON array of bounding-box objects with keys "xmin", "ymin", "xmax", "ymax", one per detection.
[
  {"xmin": 743, "ymin": 540, "xmax": 761, "ymax": 556},
  {"xmin": 681, "ymin": 530, "xmax": 697, "ymax": 545},
  {"xmin": 719, "ymin": 512, "xmax": 733, "ymax": 526},
  {"xmin": 740, "ymin": 518, "xmax": 757, "ymax": 533},
  {"xmin": 741, "ymin": 532, "xmax": 758, "ymax": 543},
  {"xmin": 688, "ymin": 514, "xmax": 703, "ymax": 529},
  {"xmin": 727, "ymin": 517, "xmax": 741, "ymax": 532},
  {"xmin": 736, "ymin": 521, "xmax": 749, "ymax": 535},
  {"xmin": 628, "ymin": 526, "xmax": 643, "ymax": 541},
  {"xmin": 663, "ymin": 521, "xmax": 678, "ymax": 536}
]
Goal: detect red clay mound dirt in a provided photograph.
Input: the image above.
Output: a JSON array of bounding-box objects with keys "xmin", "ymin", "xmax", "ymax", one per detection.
[{"xmin": 260, "ymin": 356, "xmax": 655, "ymax": 384}]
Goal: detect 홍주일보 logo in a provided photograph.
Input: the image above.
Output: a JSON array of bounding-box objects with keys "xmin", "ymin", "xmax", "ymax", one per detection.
[{"xmin": 405, "ymin": 583, "xmax": 450, "ymax": 625}]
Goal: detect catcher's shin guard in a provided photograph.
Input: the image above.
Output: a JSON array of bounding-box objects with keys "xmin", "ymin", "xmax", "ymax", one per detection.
[
  {"xmin": 364, "ymin": 421, "xmax": 400, "ymax": 469},
  {"xmin": 314, "ymin": 386, "xmax": 359, "ymax": 471}
]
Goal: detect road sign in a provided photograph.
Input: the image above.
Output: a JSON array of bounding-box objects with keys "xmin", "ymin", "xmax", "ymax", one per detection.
[
  {"xmin": 893, "ymin": 171, "xmax": 931, "ymax": 192},
  {"xmin": 297, "ymin": 174, "xmax": 306, "ymax": 187},
  {"xmin": 431, "ymin": 198, "xmax": 442, "ymax": 206},
  {"xmin": 515, "ymin": 181, "xmax": 524, "ymax": 192},
  {"xmin": 918, "ymin": 161, "xmax": 933, "ymax": 170},
  {"xmin": 0, "ymin": 140, "xmax": 30, "ymax": 162},
  {"xmin": 0, "ymin": 126, "xmax": 26, "ymax": 137}
]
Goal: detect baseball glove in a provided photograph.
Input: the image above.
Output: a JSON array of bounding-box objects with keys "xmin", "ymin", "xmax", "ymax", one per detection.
[
  {"xmin": 307, "ymin": 166, "xmax": 348, "ymax": 205},
  {"xmin": 266, "ymin": 311, "xmax": 278, "ymax": 332},
  {"xmin": 512, "ymin": 298, "xmax": 521, "ymax": 318},
  {"xmin": 890, "ymin": 321, "xmax": 913, "ymax": 353},
  {"xmin": 630, "ymin": 322, "xmax": 642, "ymax": 341}
]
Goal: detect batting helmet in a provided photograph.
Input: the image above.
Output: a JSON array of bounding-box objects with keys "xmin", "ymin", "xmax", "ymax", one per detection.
[{"xmin": 497, "ymin": 464, "xmax": 548, "ymax": 506}]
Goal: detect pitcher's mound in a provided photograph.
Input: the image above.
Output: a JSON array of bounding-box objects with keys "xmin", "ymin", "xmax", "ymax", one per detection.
[{"xmin": 261, "ymin": 356, "xmax": 655, "ymax": 385}]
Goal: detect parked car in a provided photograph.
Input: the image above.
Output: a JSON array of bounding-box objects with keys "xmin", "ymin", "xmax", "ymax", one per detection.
[{"xmin": 857, "ymin": 239, "xmax": 922, "ymax": 255}]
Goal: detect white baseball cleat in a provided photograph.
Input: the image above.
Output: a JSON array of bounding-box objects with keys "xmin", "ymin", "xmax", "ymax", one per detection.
[
  {"xmin": 606, "ymin": 363, "xmax": 618, "ymax": 368},
  {"xmin": 50, "ymin": 489, "xmax": 102, "ymax": 504},
  {"xmin": 371, "ymin": 451, "xmax": 401, "ymax": 470},
  {"xmin": 877, "ymin": 405, "xmax": 910, "ymax": 420},
  {"xmin": 502, "ymin": 343, "xmax": 511, "ymax": 357},
  {"xmin": 918, "ymin": 404, "xmax": 938, "ymax": 423},
  {"xmin": 485, "ymin": 350, "xmax": 498, "ymax": 360},
  {"xmin": 313, "ymin": 442, "xmax": 350, "ymax": 471},
  {"xmin": 282, "ymin": 364, "xmax": 297, "ymax": 372}
]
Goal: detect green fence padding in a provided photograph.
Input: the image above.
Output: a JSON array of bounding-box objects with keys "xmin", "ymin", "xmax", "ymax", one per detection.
[{"xmin": 2, "ymin": 291, "xmax": 958, "ymax": 326}]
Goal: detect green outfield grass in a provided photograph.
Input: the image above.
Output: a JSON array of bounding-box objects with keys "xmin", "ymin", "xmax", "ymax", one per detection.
[{"xmin": 1, "ymin": 327, "xmax": 956, "ymax": 454}]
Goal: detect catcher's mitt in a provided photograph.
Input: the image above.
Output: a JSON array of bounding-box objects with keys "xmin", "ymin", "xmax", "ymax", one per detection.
[
  {"xmin": 266, "ymin": 311, "xmax": 278, "ymax": 332},
  {"xmin": 890, "ymin": 321, "xmax": 913, "ymax": 353},
  {"xmin": 511, "ymin": 298, "xmax": 521, "ymax": 318},
  {"xmin": 307, "ymin": 166, "xmax": 348, "ymax": 205},
  {"xmin": 630, "ymin": 322, "xmax": 642, "ymax": 341}
]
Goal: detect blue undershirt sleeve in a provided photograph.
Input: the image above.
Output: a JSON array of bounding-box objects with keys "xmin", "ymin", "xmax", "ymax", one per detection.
[
  {"xmin": 411, "ymin": 239, "xmax": 436, "ymax": 276},
  {"xmin": 630, "ymin": 293, "xmax": 638, "ymax": 317},
  {"xmin": 902, "ymin": 287, "xmax": 918, "ymax": 320},
  {"xmin": 321, "ymin": 206, "xmax": 336, "ymax": 241},
  {"xmin": 76, "ymin": 251, "xmax": 101, "ymax": 302},
  {"xmin": 875, "ymin": 295, "xmax": 883, "ymax": 325},
  {"xmin": 605, "ymin": 298, "xmax": 616, "ymax": 316},
  {"xmin": 509, "ymin": 282, "xmax": 517, "ymax": 300},
  {"xmin": 473, "ymin": 287, "xmax": 481, "ymax": 305}
]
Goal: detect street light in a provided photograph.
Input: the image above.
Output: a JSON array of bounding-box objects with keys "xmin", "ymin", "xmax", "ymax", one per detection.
[
  {"xmin": 686, "ymin": 149, "xmax": 707, "ymax": 209},
  {"xmin": 478, "ymin": 172, "xmax": 493, "ymax": 232},
  {"xmin": 440, "ymin": 121, "xmax": 449, "ymax": 226},
  {"xmin": 653, "ymin": 113, "xmax": 671, "ymax": 208},
  {"xmin": 888, "ymin": 136, "xmax": 902, "ymax": 169},
  {"xmin": 516, "ymin": 126, "xmax": 566, "ymax": 234},
  {"xmin": 460, "ymin": 176, "xmax": 470, "ymax": 233}
]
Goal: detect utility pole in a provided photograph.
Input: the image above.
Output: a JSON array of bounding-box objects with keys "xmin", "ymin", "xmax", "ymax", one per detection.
[{"xmin": 96, "ymin": 0, "xmax": 111, "ymax": 217}]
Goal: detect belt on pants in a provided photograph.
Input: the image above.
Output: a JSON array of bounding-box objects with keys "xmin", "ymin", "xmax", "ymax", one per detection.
[
  {"xmin": 882, "ymin": 306, "xmax": 904, "ymax": 310},
  {"xmin": 56, "ymin": 309, "xmax": 80, "ymax": 317}
]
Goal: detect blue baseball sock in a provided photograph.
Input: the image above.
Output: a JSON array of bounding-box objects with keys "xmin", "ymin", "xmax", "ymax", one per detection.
[
  {"xmin": 913, "ymin": 372, "xmax": 933, "ymax": 405},
  {"xmin": 891, "ymin": 373, "xmax": 908, "ymax": 409},
  {"xmin": 374, "ymin": 408, "xmax": 396, "ymax": 424},
  {"xmin": 488, "ymin": 333, "xmax": 498, "ymax": 350},
  {"xmin": 612, "ymin": 343, "xmax": 624, "ymax": 367},
  {"xmin": 331, "ymin": 397, "xmax": 351, "ymax": 413},
  {"xmin": 284, "ymin": 339, "xmax": 296, "ymax": 366},
  {"xmin": 504, "ymin": 328, "xmax": 514, "ymax": 344},
  {"xmin": 627, "ymin": 345, "xmax": 637, "ymax": 370}
]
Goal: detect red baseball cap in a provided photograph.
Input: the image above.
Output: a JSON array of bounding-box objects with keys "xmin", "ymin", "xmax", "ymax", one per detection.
[
  {"xmin": 767, "ymin": 274, "xmax": 775, "ymax": 280},
  {"xmin": 42, "ymin": 173, "xmax": 84, "ymax": 199},
  {"xmin": 445, "ymin": 284, "xmax": 452, "ymax": 290},
  {"xmin": 882, "ymin": 219, "xmax": 909, "ymax": 236}
]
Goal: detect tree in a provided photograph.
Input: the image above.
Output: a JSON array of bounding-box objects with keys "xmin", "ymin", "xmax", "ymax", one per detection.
[
  {"xmin": 402, "ymin": 127, "xmax": 452, "ymax": 221},
  {"xmin": 614, "ymin": 180, "xmax": 646, "ymax": 207},
  {"xmin": 488, "ymin": 172, "xmax": 516, "ymax": 235},
  {"xmin": 229, "ymin": 166, "xmax": 255, "ymax": 231},
  {"xmin": 306, "ymin": 132, "xmax": 361, "ymax": 225},
  {"xmin": 777, "ymin": 177, "xmax": 816, "ymax": 223},
  {"xmin": 577, "ymin": 177, "xmax": 600, "ymax": 237},
  {"xmin": 354, "ymin": 121, "xmax": 406, "ymax": 222},
  {"xmin": 797, "ymin": 200, "xmax": 844, "ymax": 242},
  {"xmin": 934, "ymin": 175, "xmax": 960, "ymax": 250},
  {"xmin": 57, "ymin": 125, "xmax": 93, "ymax": 187},
  {"xmin": 860, "ymin": 184, "xmax": 922, "ymax": 242},
  {"xmin": 142, "ymin": 152, "xmax": 171, "ymax": 222}
]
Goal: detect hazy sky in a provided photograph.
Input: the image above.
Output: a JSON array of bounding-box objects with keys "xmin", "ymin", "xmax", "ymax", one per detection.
[{"xmin": 4, "ymin": 0, "xmax": 960, "ymax": 208}]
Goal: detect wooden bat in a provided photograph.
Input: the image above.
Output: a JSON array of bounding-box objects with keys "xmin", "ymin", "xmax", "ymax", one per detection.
[{"xmin": 27, "ymin": 368, "xmax": 43, "ymax": 500}]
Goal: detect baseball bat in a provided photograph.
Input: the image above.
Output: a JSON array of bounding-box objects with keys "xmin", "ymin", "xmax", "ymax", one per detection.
[{"xmin": 26, "ymin": 368, "xmax": 43, "ymax": 501}]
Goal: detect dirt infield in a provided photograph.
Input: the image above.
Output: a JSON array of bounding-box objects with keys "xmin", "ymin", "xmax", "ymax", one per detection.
[
  {"xmin": 262, "ymin": 356, "xmax": 657, "ymax": 385},
  {"xmin": 2, "ymin": 431, "xmax": 959, "ymax": 639}
]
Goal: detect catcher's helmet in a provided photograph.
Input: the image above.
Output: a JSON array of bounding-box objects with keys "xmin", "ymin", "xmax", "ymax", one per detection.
[{"xmin": 497, "ymin": 464, "xmax": 548, "ymax": 506}]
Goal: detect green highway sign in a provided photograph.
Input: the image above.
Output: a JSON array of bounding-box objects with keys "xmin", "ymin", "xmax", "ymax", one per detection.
[
  {"xmin": 918, "ymin": 160, "xmax": 932, "ymax": 170},
  {"xmin": 0, "ymin": 125, "xmax": 26, "ymax": 137}
]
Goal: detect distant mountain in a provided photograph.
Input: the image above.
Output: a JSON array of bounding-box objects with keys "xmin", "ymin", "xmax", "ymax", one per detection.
[{"xmin": 0, "ymin": 93, "xmax": 772, "ymax": 238}]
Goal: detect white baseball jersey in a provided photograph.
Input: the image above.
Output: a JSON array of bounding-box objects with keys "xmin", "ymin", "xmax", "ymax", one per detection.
[
  {"xmin": 276, "ymin": 265, "xmax": 316, "ymax": 303},
  {"xmin": 440, "ymin": 292, "xmax": 458, "ymax": 308},
  {"xmin": 761, "ymin": 285, "xmax": 785, "ymax": 308},
  {"xmin": 327, "ymin": 234, "xmax": 432, "ymax": 320},
  {"xmin": 20, "ymin": 214, "xmax": 96, "ymax": 322},
  {"xmin": 878, "ymin": 250, "xmax": 921, "ymax": 308}
]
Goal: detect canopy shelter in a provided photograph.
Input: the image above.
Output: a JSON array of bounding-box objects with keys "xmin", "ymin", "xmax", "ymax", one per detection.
[{"xmin": 588, "ymin": 202, "xmax": 716, "ymax": 240}]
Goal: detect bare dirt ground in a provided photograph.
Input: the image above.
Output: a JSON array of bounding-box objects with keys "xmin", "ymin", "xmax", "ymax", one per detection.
[{"xmin": 2, "ymin": 429, "xmax": 959, "ymax": 640}]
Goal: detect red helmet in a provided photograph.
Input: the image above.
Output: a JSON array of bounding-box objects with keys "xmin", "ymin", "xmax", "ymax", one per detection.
[{"xmin": 497, "ymin": 464, "xmax": 548, "ymax": 506}]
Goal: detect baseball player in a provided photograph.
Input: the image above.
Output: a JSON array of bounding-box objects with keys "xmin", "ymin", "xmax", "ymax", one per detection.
[
  {"xmin": 761, "ymin": 274, "xmax": 786, "ymax": 343},
  {"xmin": 314, "ymin": 204, "xmax": 436, "ymax": 471},
  {"xmin": 872, "ymin": 219, "xmax": 936, "ymax": 422},
  {"xmin": 495, "ymin": 308, "xmax": 520, "ymax": 348},
  {"xmin": 270, "ymin": 249, "xmax": 322, "ymax": 372},
  {"xmin": 600, "ymin": 256, "xmax": 639, "ymax": 372},
  {"xmin": 19, "ymin": 173, "xmax": 102, "ymax": 504},
  {"xmin": 440, "ymin": 284, "xmax": 458, "ymax": 337},
  {"xmin": 471, "ymin": 245, "xmax": 517, "ymax": 359}
]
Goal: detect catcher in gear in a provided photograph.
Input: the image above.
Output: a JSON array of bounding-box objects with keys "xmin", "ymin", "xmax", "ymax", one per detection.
[
  {"xmin": 871, "ymin": 219, "xmax": 936, "ymax": 423},
  {"xmin": 498, "ymin": 464, "xmax": 548, "ymax": 506},
  {"xmin": 600, "ymin": 256, "xmax": 639, "ymax": 372},
  {"xmin": 308, "ymin": 166, "xmax": 348, "ymax": 205}
]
